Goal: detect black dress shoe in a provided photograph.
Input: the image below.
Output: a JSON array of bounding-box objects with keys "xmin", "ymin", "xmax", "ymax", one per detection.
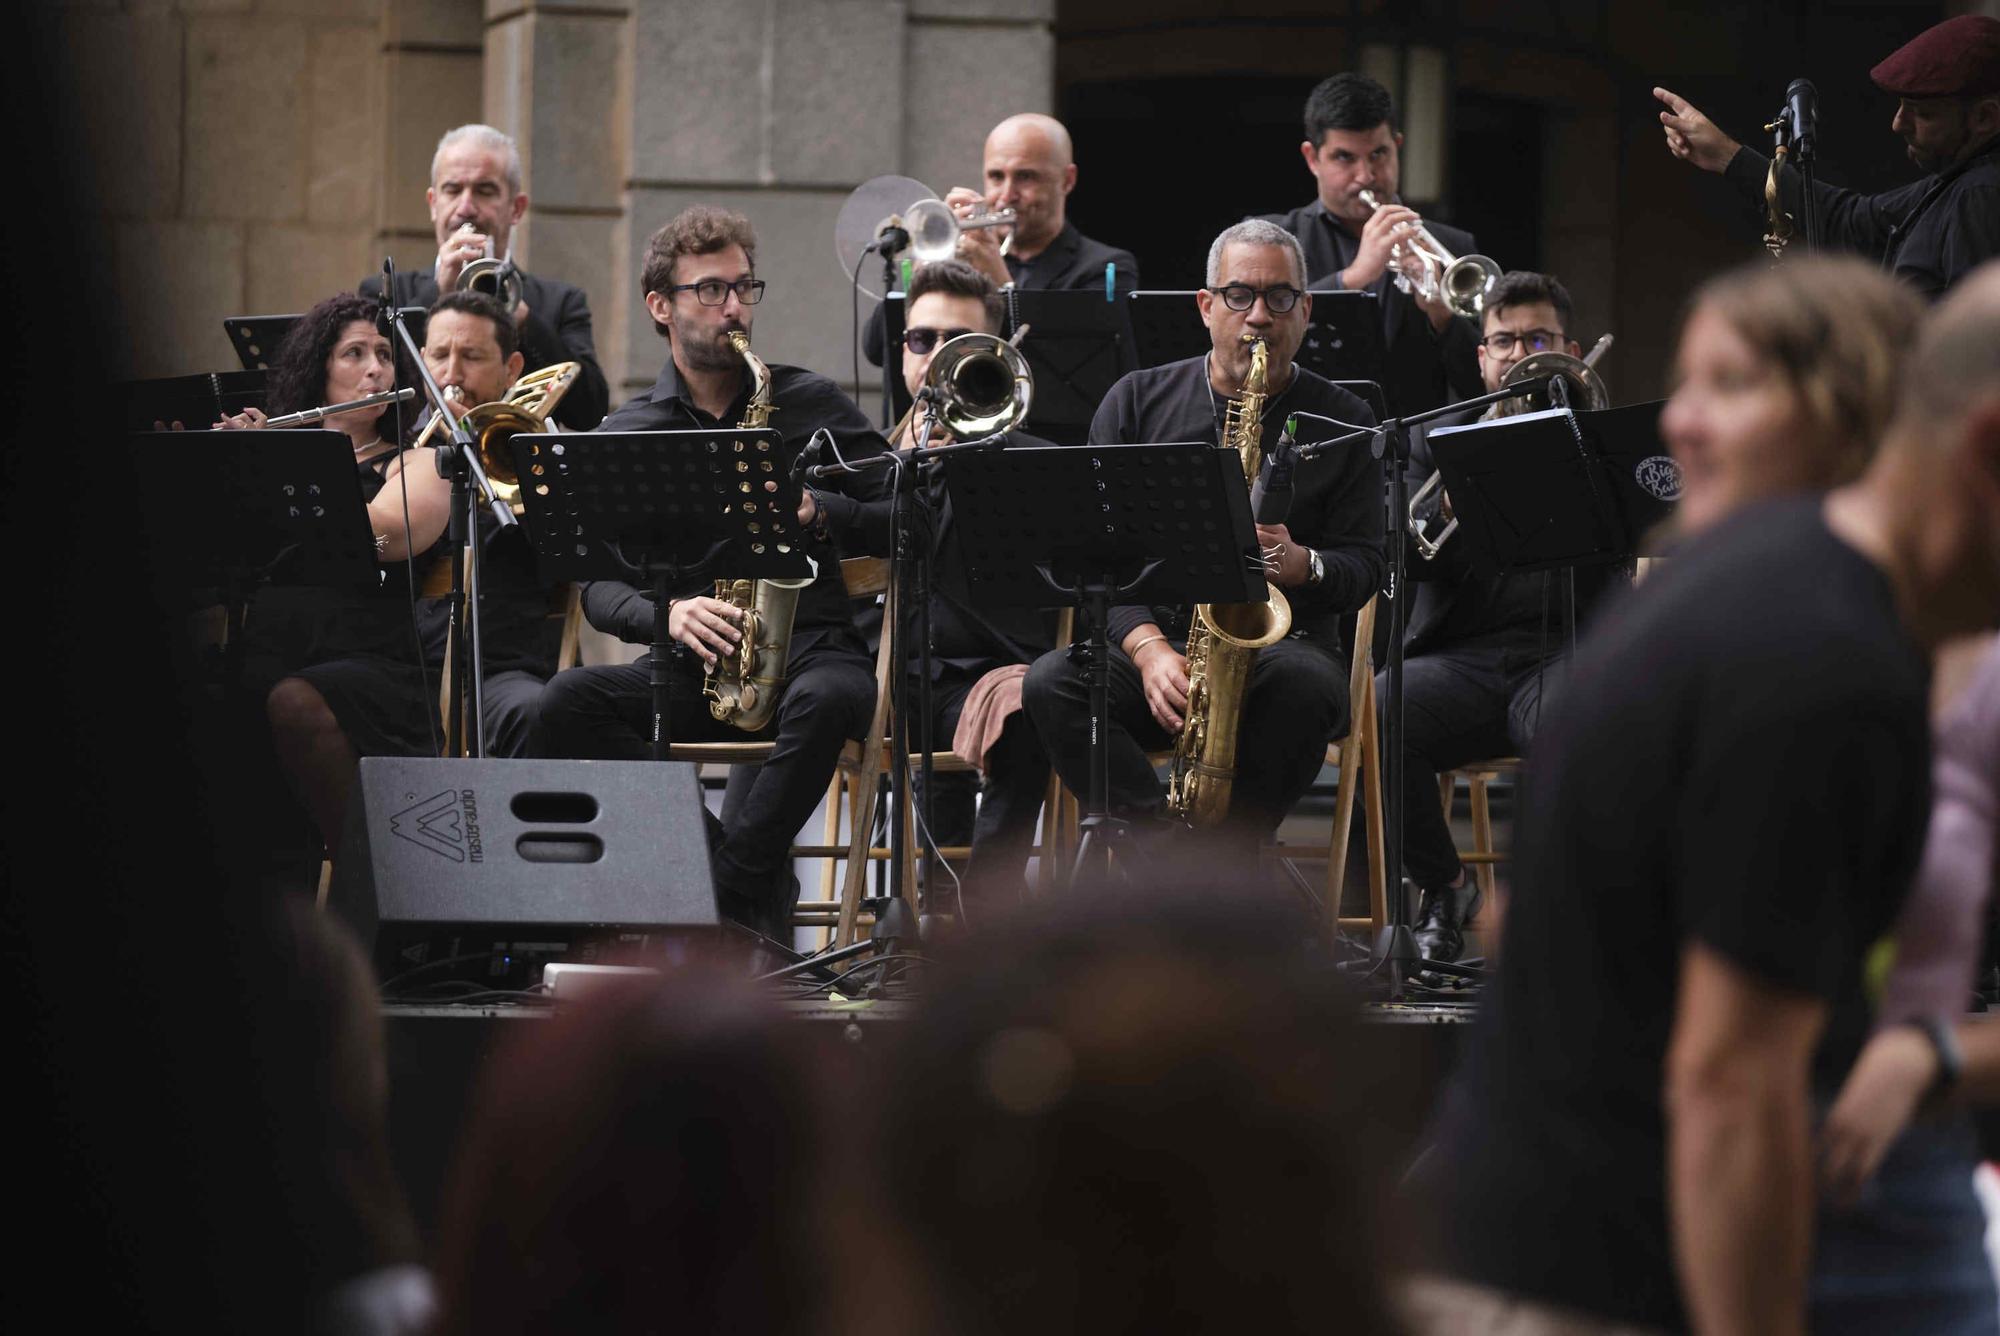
[{"xmin": 1413, "ymin": 880, "xmax": 1483, "ymax": 963}]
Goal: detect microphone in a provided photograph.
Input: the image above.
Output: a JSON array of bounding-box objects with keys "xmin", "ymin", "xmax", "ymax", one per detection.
[
  {"xmin": 1250, "ymin": 416, "xmax": 1299, "ymax": 525},
  {"xmin": 376, "ymin": 258, "xmax": 397, "ymax": 337},
  {"xmin": 792, "ymin": 428, "xmax": 827, "ymax": 484},
  {"xmin": 1785, "ymin": 78, "xmax": 1818, "ymax": 160},
  {"xmin": 870, "ymin": 218, "xmax": 910, "ymax": 255}
]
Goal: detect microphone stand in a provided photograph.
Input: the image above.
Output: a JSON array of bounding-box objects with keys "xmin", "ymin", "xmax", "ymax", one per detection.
[
  {"xmin": 809, "ymin": 405, "xmax": 1009, "ymax": 920},
  {"xmin": 1298, "ymin": 375, "xmax": 1553, "ymax": 999},
  {"xmin": 379, "ymin": 258, "xmax": 516, "ymax": 758}
]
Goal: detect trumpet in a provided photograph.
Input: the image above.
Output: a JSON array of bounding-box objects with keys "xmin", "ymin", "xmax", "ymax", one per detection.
[
  {"xmin": 1408, "ymin": 334, "xmax": 1614, "ymax": 560},
  {"xmin": 904, "ymin": 196, "xmax": 1019, "ymax": 263},
  {"xmin": 263, "ymin": 387, "xmax": 416, "ymax": 428},
  {"xmin": 1357, "ymin": 189, "xmax": 1500, "ymax": 319},
  {"xmin": 459, "ymin": 243, "xmax": 522, "ymax": 311}
]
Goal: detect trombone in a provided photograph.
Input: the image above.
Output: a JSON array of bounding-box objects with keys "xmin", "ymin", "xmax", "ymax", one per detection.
[
  {"xmin": 414, "ymin": 361, "xmax": 581, "ymax": 515},
  {"xmin": 1408, "ymin": 334, "xmax": 1614, "ymax": 560},
  {"xmin": 1358, "ymin": 189, "xmax": 1501, "ymax": 319},
  {"xmin": 892, "ymin": 331, "xmax": 1034, "ymax": 447}
]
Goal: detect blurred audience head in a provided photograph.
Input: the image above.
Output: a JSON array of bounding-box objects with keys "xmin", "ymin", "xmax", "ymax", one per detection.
[
  {"xmin": 1662, "ymin": 256, "xmax": 1922, "ymax": 534},
  {"xmin": 431, "ymin": 967, "xmax": 834, "ymax": 1336},
  {"xmin": 847, "ymin": 885, "xmax": 1403, "ymax": 1336}
]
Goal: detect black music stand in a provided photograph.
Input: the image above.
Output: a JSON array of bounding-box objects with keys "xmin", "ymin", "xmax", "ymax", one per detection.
[
  {"xmin": 1427, "ymin": 400, "xmax": 1671, "ymax": 578},
  {"xmin": 127, "ymin": 428, "xmax": 378, "ymax": 690},
  {"xmin": 508, "ymin": 428, "xmax": 812, "ymax": 761},
  {"xmin": 225, "ymin": 309, "xmax": 428, "ymax": 373},
  {"xmin": 1127, "ymin": 289, "xmax": 1385, "ymax": 387},
  {"xmin": 945, "ymin": 440, "xmax": 1267, "ymax": 881},
  {"xmin": 117, "ymin": 371, "xmax": 267, "ymax": 432},
  {"xmin": 999, "ymin": 290, "xmax": 1136, "ymax": 446}
]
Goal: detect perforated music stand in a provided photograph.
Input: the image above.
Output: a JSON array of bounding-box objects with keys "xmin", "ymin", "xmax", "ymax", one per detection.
[
  {"xmin": 946, "ymin": 440, "xmax": 1266, "ymax": 879},
  {"xmin": 508, "ymin": 428, "xmax": 813, "ymax": 760},
  {"xmin": 1427, "ymin": 400, "xmax": 1670, "ymax": 575},
  {"xmin": 1000, "ymin": 290, "xmax": 1136, "ymax": 446}
]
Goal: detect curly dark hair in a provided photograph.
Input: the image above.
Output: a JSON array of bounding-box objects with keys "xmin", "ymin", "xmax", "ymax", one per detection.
[{"xmin": 266, "ymin": 292, "xmax": 414, "ymax": 439}]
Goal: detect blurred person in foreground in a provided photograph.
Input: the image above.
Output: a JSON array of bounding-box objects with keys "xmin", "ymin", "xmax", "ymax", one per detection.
[{"xmin": 1408, "ymin": 265, "xmax": 2000, "ymax": 1335}]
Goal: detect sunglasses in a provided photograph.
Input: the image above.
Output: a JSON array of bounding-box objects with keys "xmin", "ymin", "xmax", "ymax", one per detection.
[{"xmin": 903, "ymin": 326, "xmax": 974, "ymax": 355}]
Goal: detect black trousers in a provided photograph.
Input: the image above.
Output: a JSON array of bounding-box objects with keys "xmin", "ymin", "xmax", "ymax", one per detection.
[
  {"xmin": 1022, "ymin": 635, "xmax": 1349, "ymax": 841},
  {"xmin": 531, "ymin": 644, "xmax": 874, "ymax": 931},
  {"xmin": 921, "ymin": 673, "xmax": 1053, "ymax": 909},
  {"xmin": 1388, "ymin": 644, "xmax": 1561, "ymax": 890}
]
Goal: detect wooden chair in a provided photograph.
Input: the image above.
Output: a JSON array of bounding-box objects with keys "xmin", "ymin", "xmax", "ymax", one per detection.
[{"xmin": 1439, "ymin": 756, "xmax": 1519, "ymax": 905}]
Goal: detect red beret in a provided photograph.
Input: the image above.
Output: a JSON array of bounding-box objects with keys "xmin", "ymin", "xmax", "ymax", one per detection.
[{"xmin": 1871, "ymin": 14, "xmax": 2000, "ymax": 98}]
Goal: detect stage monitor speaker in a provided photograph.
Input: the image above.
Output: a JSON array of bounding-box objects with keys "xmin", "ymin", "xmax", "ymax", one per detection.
[{"xmin": 329, "ymin": 757, "xmax": 716, "ymax": 995}]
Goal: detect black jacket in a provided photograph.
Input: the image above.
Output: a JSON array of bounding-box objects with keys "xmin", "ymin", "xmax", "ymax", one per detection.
[
  {"xmin": 1257, "ymin": 198, "xmax": 1484, "ymax": 418},
  {"xmin": 1723, "ymin": 139, "xmax": 2000, "ymax": 299},
  {"xmin": 360, "ymin": 266, "xmax": 611, "ymax": 429},
  {"xmin": 1089, "ymin": 355, "xmax": 1385, "ymax": 658},
  {"xmin": 578, "ymin": 358, "xmax": 890, "ymax": 660},
  {"xmin": 862, "ymin": 221, "xmax": 1141, "ymax": 366}
]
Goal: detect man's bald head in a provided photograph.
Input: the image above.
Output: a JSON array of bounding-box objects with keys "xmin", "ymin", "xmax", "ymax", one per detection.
[
  {"xmin": 981, "ymin": 113, "xmax": 1080, "ymax": 259},
  {"xmin": 986, "ymin": 113, "xmax": 1074, "ymax": 168},
  {"xmin": 1893, "ymin": 262, "xmax": 2000, "ymax": 439}
]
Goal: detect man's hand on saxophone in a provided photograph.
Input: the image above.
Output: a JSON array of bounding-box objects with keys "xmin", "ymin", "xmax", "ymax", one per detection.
[
  {"xmin": 1125, "ymin": 625, "xmax": 1190, "ymax": 733},
  {"xmin": 667, "ymin": 596, "xmax": 744, "ymax": 671}
]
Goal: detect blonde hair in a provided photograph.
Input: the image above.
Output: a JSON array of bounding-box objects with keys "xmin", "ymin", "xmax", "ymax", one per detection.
[{"xmin": 1689, "ymin": 256, "xmax": 1923, "ymax": 487}]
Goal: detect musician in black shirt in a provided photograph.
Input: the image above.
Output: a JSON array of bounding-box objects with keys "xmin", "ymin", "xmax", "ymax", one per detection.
[
  {"xmin": 360, "ymin": 124, "xmax": 610, "ymax": 427},
  {"xmin": 532, "ymin": 207, "xmax": 888, "ymax": 937},
  {"xmin": 1656, "ymin": 16, "xmax": 2000, "ymax": 299},
  {"xmin": 1022, "ymin": 220, "xmax": 1384, "ymax": 852},
  {"xmin": 824, "ymin": 260, "xmax": 1061, "ymax": 908},
  {"xmin": 862, "ymin": 114, "xmax": 1138, "ymax": 366},
  {"xmin": 1258, "ymin": 74, "xmax": 1483, "ymax": 416}
]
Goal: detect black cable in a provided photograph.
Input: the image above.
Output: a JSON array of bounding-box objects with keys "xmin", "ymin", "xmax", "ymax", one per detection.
[
  {"xmin": 851, "ymin": 247, "xmax": 868, "ymax": 411},
  {"xmin": 374, "ymin": 949, "xmax": 495, "ymax": 995}
]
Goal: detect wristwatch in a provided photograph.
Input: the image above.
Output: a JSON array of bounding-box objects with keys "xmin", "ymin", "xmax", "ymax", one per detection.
[
  {"xmin": 1906, "ymin": 1015, "xmax": 1964, "ymax": 1107},
  {"xmin": 1306, "ymin": 549, "xmax": 1325, "ymax": 586}
]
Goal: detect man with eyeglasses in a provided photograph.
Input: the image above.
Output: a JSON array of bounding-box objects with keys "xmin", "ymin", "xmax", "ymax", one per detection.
[
  {"xmin": 1257, "ymin": 73, "xmax": 1485, "ymax": 418},
  {"xmin": 533, "ymin": 206, "xmax": 890, "ymax": 941},
  {"xmin": 1023, "ymin": 219, "xmax": 1385, "ymax": 862},
  {"xmin": 1391, "ymin": 270, "xmax": 1626, "ymax": 963}
]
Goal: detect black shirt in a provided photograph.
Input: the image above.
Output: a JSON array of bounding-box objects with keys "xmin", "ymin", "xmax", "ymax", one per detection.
[
  {"xmin": 1425, "ymin": 498, "xmax": 1930, "ymax": 1331},
  {"xmin": 360, "ymin": 267, "xmax": 612, "ymax": 429},
  {"xmin": 578, "ymin": 357, "xmax": 890, "ymax": 659},
  {"xmin": 1088, "ymin": 355, "xmax": 1385, "ymax": 656},
  {"xmin": 861, "ymin": 221, "xmax": 1141, "ymax": 366},
  {"xmin": 1256, "ymin": 198, "xmax": 1483, "ymax": 417},
  {"xmin": 1724, "ymin": 139, "xmax": 2000, "ymax": 299}
]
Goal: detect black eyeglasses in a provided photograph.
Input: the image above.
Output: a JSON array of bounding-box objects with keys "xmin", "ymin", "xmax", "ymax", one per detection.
[
  {"xmin": 1206, "ymin": 283, "xmax": 1305, "ymax": 314},
  {"xmin": 1479, "ymin": 329, "xmax": 1561, "ymax": 354},
  {"xmin": 664, "ymin": 277, "xmax": 767, "ymax": 306},
  {"xmin": 903, "ymin": 326, "xmax": 973, "ymax": 355}
]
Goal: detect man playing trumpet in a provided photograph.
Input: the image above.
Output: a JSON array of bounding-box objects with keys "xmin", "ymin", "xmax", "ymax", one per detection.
[
  {"xmin": 360, "ymin": 124, "xmax": 609, "ymax": 427},
  {"xmin": 1022, "ymin": 220, "xmax": 1384, "ymax": 859}
]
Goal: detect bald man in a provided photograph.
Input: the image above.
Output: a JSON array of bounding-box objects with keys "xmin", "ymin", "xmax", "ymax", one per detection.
[{"xmin": 863, "ymin": 113, "xmax": 1139, "ymax": 366}]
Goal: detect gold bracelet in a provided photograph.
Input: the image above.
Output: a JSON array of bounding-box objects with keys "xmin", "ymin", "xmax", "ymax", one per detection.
[{"xmin": 1127, "ymin": 634, "xmax": 1168, "ymax": 658}]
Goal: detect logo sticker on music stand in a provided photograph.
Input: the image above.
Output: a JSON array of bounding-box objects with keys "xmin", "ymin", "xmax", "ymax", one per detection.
[{"xmin": 1635, "ymin": 455, "xmax": 1683, "ymax": 502}]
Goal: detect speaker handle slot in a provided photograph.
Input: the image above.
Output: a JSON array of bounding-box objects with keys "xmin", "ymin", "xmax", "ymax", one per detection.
[{"xmin": 510, "ymin": 792, "xmax": 600, "ymax": 824}]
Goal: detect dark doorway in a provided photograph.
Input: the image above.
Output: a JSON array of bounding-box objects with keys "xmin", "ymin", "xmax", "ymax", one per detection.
[
  {"xmin": 1451, "ymin": 93, "xmax": 1544, "ymax": 274},
  {"xmin": 1063, "ymin": 74, "xmax": 1323, "ymax": 289}
]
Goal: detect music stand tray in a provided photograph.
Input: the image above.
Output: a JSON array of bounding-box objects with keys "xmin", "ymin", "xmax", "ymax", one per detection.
[
  {"xmin": 1427, "ymin": 400, "xmax": 1670, "ymax": 574},
  {"xmin": 117, "ymin": 370, "xmax": 268, "ymax": 432}
]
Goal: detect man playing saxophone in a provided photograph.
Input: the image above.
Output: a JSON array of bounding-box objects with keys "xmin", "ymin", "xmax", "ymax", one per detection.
[
  {"xmin": 533, "ymin": 206, "xmax": 890, "ymax": 938},
  {"xmin": 1022, "ymin": 219, "xmax": 1385, "ymax": 858}
]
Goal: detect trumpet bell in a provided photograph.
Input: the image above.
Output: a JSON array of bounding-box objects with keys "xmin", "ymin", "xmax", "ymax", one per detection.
[
  {"xmin": 904, "ymin": 197, "xmax": 1019, "ymax": 265},
  {"xmin": 926, "ymin": 332, "xmax": 1033, "ymax": 439},
  {"xmin": 460, "ymin": 255, "xmax": 521, "ymax": 311},
  {"xmin": 1442, "ymin": 253, "xmax": 1502, "ymax": 319}
]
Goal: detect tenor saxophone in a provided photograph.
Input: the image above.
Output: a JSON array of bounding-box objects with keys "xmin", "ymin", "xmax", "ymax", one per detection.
[
  {"xmin": 1165, "ymin": 335, "xmax": 1293, "ymax": 827},
  {"xmin": 702, "ymin": 329, "xmax": 815, "ymax": 732}
]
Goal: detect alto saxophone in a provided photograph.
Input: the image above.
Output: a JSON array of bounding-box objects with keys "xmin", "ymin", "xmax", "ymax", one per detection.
[
  {"xmin": 702, "ymin": 329, "xmax": 815, "ymax": 732},
  {"xmin": 1165, "ymin": 335, "xmax": 1293, "ymax": 827}
]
